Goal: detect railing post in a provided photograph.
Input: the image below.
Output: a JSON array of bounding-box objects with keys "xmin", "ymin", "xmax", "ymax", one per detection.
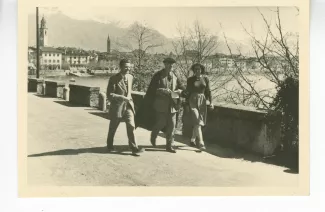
[
  {"xmin": 63, "ymin": 87, "xmax": 70, "ymax": 101},
  {"xmin": 99, "ymin": 92, "xmax": 107, "ymax": 111}
]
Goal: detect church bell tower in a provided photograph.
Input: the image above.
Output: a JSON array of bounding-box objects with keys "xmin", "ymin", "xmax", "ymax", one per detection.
[
  {"xmin": 39, "ymin": 16, "xmax": 48, "ymax": 47},
  {"xmin": 107, "ymin": 34, "xmax": 111, "ymax": 54}
]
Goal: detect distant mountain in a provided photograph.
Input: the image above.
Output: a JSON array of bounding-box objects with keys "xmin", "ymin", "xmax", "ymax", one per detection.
[{"xmin": 28, "ymin": 12, "xmax": 252, "ymax": 55}]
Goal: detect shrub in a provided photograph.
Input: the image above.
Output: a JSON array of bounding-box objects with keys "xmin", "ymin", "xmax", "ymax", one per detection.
[{"xmin": 270, "ymin": 76, "xmax": 299, "ymax": 168}]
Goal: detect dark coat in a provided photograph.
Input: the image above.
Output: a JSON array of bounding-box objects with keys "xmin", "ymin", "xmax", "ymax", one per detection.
[{"xmin": 135, "ymin": 69, "xmax": 185, "ymax": 131}]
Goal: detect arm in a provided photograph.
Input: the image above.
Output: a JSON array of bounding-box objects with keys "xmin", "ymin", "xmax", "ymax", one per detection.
[
  {"xmin": 156, "ymin": 88, "xmax": 172, "ymax": 96},
  {"xmin": 106, "ymin": 77, "xmax": 128, "ymax": 102},
  {"xmin": 175, "ymin": 78, "xmax": 185, "ymax": 93},
  {"xmin": 153, "ymin": 74, "xmax": 171, "ymax": 97},
  {"xmin": 106, "ymin": 77, "xmax": 115, "ymax": 102},
  {"xmin": 182, "ymin": 78, "xmax": 191, "ymax": 98},
  {"xmin": 204, "ymin": 76, "xmax": 213, "ymax": 105},
  {"xmin": 167, "ymin": 77, "xmax": 186, "ymax": 97}
]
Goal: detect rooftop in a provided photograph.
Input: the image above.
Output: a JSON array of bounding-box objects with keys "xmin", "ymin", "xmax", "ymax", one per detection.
[{"xmin": 40, "ymin": 47, "xmax": 63, "ymax": 53}]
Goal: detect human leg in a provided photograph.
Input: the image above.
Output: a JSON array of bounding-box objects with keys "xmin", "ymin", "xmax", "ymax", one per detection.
[
  {"xmin": 106, "ymin": 117, "xmax": 121, "ymax": 150},
  {"xmin": 196, "ymin": 125, "xmax": 206, "ymax": 150},
  {"xmin": 150, "ymin": 112, "xmax": 167, "ymax": 146},
  {"xmin": 124, "ymin": 106, "xmax": 144, "ymax": 155},
  {"xmin": 190, "ymin": 125, "xmax": 198, "ymax": 147},
  {"xmin": 165, "ymin": 112, "xmax": 177, "ymax": 152}
]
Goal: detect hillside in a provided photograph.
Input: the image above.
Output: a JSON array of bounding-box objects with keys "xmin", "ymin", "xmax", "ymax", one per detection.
[{"xmin": 28, "ymin": 12, "xmax": 252, "ymax": 55}]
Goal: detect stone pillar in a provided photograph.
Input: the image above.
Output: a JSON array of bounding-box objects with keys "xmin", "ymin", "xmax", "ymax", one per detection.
[
  {"xmin": 99, "ymin": 92, "xmax": 107, "ymax": 111},
  {"xmin": 63, "ymin": 87, "xmax": 70, "ymax": 101},
  {"xmin": 89, "ymin": 87, "xmax": 100, "ymax": 108},
  {"xmin": 56, "ymin": 82, "xmax": 65, "ymax": 98},
  {"xmin": 36, "ymin": 79, "xmax": 45, "ymax": 95}
]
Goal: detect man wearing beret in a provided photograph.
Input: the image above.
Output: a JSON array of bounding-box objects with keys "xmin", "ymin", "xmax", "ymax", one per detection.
[
  {"xmin": 135, "ymin": 57, "xmax": 185, "ymax": 153},
  {"xmin": 106, "ymin": 59, "xmax": 145, "ymax": 156}
]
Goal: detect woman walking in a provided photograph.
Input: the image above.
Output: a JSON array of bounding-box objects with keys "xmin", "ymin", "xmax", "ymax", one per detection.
[{"xmin": 185, "ymin": 63, "xmax": 214, "ymax": 151}]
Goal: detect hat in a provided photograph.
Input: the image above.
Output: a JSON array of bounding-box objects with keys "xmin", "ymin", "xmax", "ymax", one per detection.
[
  {"xmin": 163, "ymin": 57, "xmax": 176, "ymax": 64},
  {"xmin": 119, "ymin": 58, "xmax": 131, "ymax": 67}
]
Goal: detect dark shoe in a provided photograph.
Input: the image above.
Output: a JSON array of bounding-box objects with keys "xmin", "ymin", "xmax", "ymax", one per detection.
[
  {"xmin": 132, "ymin": 147, "xmax": 145, "ymax": 156},
  {"xmin": 166, "ymin": 147, "xmax": 177, "ymax": 153},
  {"xmin": 199, "ymin": 145, "xmax": 206, "ymax": 151},
  {"xmin": 189, "ymin": 141, "xmax": 196, "ymax": 147}
]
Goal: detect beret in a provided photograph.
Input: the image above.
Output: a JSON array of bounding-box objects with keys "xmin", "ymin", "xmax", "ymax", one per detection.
[{"xmin": 163, "ymin": 57, "xmax": 176, "ymax": 64}]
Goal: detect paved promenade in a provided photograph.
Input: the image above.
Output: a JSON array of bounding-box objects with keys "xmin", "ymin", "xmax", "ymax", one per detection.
[{"xmin": 27, "ymin": 93, "xmax": 298, "ymax": 186}]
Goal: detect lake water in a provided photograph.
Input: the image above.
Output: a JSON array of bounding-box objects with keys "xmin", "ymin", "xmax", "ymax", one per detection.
[
  {"xmin": 45, "ymin": 75, "xmax": 112, "ymax": 91},
  {"xmin": 44, "ymin": 73, "xmax": 277, "ymax": 107}
]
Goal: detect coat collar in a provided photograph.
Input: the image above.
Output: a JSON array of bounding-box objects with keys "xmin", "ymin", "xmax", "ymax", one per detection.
[
  {"xmin": 117, "ymin": 73, "xmax": 128, "ymax": 93},
  {"xmin": 159, "ymin": 69, "xmax": 174, "ymax": 79}
]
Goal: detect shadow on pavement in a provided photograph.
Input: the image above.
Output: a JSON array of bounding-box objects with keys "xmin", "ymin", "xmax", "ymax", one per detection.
[
  {"xmin": 158, "ymin": 132, "xmax": 299, "ymax": 174},
  {"xmin": 28, "ymin": 146, "xmax": 134, "ymax": 157},
  {"xmin": 54, "ymin": 100, "xmax": 86, "ymax": 107},
  {"xmin": 283, "ymin": 168, "xmax": 299, "ymax": 174},
  {"xmin": 27, "ymin": 144, "xmax": 193, "ymax": 158},
  {"xmin": 142, "ymin": 144, "xmax": 190, "ymax": 152},
  {"xmin": 89, "ymin": 112, "xmax": 109, "ymax": 120},
  {"xmin": 33, "ymin": 94, "xmax": 53, "ymax": 98}
]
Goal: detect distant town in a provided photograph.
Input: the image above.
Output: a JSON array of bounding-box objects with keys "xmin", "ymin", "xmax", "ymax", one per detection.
[{"xmin": 28, "ymin": 16, "xmax": 288, "ymax": 77}]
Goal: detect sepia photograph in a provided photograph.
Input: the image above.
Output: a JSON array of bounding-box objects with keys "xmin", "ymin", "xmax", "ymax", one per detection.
[{"xmin": 19, "ymin": 0, "xmax": 309, "ymax": 197}]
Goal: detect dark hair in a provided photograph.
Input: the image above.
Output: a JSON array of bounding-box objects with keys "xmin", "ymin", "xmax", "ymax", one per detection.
[
  {"xmin": 191, "ymin": 63, "xmax": 205, "ymax": 74},
  {"xmin": 119, "ymin": 59, "xmax": 131, "ymax": 67}
]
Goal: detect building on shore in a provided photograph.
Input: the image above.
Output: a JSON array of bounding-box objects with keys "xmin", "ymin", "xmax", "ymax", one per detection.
[
  {"xmin": 62, "ymin": 49, "xmax": 90, "ymax": 66},
  {"xmin": 40, "ymin": 47, "xmax": 63, "ymax": 70},
  {"xmin": 28, "ymin": 15, "xmax": 63, "ymax": 71},
  {"xmin": 28, "ymin": 46, "xmax": 63, "ymax": 70}
]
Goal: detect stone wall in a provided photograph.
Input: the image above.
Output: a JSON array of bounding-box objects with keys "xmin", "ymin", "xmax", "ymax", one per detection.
[
  {"xmin": 28, "ymin": 78, "xmax": 281, "ymax": 156},
  {"xmin": 182, "ymin": 103, "xmax": 281, "ymax": 156},
  {"xmin": 28, "ymin": 78, "xmax": 43, "ymax": 92},
  {"xmin": 44, "ymin": 80, "xmax": 65, "ymax": 98},
  {"xmin": 69, "ymin": 84, "xmax": 100, "ymax": 107},
  {"xmin": 130, "ymin": 92, "xmax": 281, "ymax": 156}
]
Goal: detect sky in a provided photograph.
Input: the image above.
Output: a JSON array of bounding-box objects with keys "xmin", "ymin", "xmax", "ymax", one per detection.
[{"xmin": 30, "ymin": 7, "xmax": 299, "ymax": 41}]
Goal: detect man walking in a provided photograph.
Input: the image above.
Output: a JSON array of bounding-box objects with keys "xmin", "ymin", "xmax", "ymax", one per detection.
[
  {"xmin": 135, "ymin": 57, "xmax": 185, "ymax": 153},
  {"xmin": 106, "ymin": 59, "xmax": 144, "ymax": 156}
]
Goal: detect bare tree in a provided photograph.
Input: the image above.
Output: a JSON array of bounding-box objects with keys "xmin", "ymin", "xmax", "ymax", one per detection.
[
  {"xmin": 116, "ymin": 22, "xmax": 164, "ymax": 91},
  {"xmin": 172, "ymin": 20, "xmax": 236, "ymax": 102},
  {"xmin": 172, "ymin": 20, "xmax": 219, "ymax": 79},
  {"xmin": 221, "ymin": 7, "xmax": 299, "ymax": 109}
]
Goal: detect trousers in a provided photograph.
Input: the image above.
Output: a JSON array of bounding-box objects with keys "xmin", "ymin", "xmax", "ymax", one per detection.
[
  {"xmin": 150, "ymin": 111, "xmax": 177, "ymax": 148},
  {"xmin": 106, "ymin": 105, "xmax": 138, "ymax": 151}
]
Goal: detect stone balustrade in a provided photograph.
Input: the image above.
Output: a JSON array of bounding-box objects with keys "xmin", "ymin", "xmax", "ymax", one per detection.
[
  {"xmin": 182, "ymin": 103, "xmax": 281, "ymax": 156},
  {"xmin": 27, "ymin": 78, "xmax": 282, "ymax": 156},
  {"xmin": 128, "ymin": 92, "xmax": 281, "ymax": 156},
  {"xmin": 69, "ymin": 84, "xmax": 100, "ymax": 107},
  {"xmin": 28, "ymin": 78, "xmax": 44, "ymax": 94},
  {"xmin": 44, "ymin": 80, "xmax": 65, "ymax": 98}
]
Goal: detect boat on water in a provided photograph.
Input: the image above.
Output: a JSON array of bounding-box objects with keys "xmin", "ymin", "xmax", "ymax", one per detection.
[{"xmin": 69, "ymin": 70, "xmax": 93, "ymax": 77}]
